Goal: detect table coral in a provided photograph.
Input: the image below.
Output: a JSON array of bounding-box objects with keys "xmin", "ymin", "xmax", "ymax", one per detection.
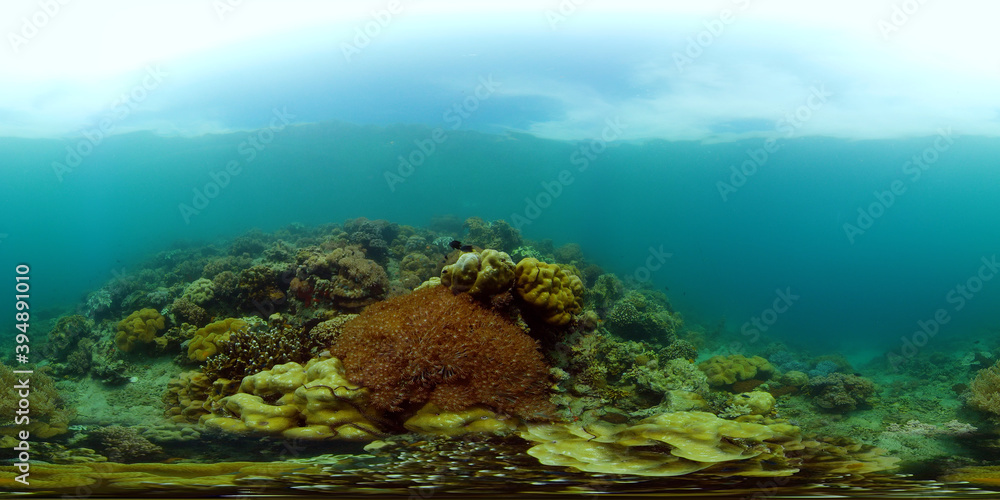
[
  {"xmin": 115, "ymin": 308, "xmax": 167, "ymax": 352},
  {"xmin": 513, "ymin": 257, "xmax": 584, "ymax": 325},
  {"xmin": 331, "ymin": 286, "xmax": 554, "ymax": 420}
]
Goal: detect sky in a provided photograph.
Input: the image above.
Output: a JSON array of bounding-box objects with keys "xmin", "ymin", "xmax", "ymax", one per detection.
[{"xmin": 1, "ymin": 0, "xmax": 999, "ymax": 142}]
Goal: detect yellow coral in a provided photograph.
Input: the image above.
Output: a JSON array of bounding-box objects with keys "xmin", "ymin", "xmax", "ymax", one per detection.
[
  {"xmin": 439, "ymin": 249, "xmax": 516, "ymax": 295},
  {"xmin": 187, "ymin": 317, "xmax": 247, "ymax": 361},
  {"xmin": 520, "ymin": 411, "xmax": 802, "ymax": 477},
  {"xmin": 514, "ymin": 257, "xmax": 584, "ymax": 325},
  {"xmin": 403, "ymin": 403, "xmax": 519, "ymax": 437},
  {"xmin": 115, "ymin": 308, "xmax": 166, "ymax": 352},
  {"xmin": 203, "ymin": 358, "xmax": 383, "ymax": 441},
  {"xmin": 697, "ymin": 354, "xmax": 774, "ymax": 387}
]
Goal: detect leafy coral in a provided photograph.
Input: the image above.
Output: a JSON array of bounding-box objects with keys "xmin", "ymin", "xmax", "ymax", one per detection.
[
  {"xmin": 330, "ymin": 286, "xmax": 554, "ymax": 420},
  {"xmin": 115, "ymin": 308, "xmax": 167, "ymax": 352}
]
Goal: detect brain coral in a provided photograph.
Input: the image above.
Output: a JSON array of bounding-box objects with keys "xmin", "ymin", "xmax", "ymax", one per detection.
[
  {"xmin": 330, "ymin": 286, "xmax": 554, "ymax": 420},
  {"xmin": 115, "ymin": 308, "xmax": 167, "ymax": 352},
  {"xmin": 513, "ymin": 258, "xmax": 584, "ymax": 325}
]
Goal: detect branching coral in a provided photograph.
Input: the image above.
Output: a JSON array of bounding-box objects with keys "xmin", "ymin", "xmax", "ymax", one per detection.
[
  {"xmin": 203, "ymin": 323, "xmax": 315, "ymax": 382},
  {"xmin": 115, "ymin": 308, "xmax": 167, "ymax": 352},
  {"xmin": 330, "ymin": 286, "xmax": 554, "ymax": 420}
]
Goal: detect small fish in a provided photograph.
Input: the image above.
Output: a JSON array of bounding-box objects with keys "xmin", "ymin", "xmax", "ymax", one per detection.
[{"xmin": 450, "ymin": 240, "xmax": 475, "ymax": 252}]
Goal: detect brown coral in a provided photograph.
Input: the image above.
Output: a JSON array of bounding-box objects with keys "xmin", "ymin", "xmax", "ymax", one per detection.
[
  {"xmin": 969, "ymin": 360, "xmax": 1000, "ymax": 415},
  {"xmin": 330, "ymin": 286, "xmax": 553, "ymax": 420},
  {"xmin": 513, "ymin": 258, "xmax": 584, "ymax": 325},
  {"xmin": 296, "ymin": 245, "xmax": 389, "ymax": 309}
]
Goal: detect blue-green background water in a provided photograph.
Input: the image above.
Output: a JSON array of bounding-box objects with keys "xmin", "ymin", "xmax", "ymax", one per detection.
[
  {"xmin": 4, "ymin": 124, "xmax": 1000, "ymax": 361},
  {"xmin": 2, "ymin": 2, "xmax": 999, "ymax": 365}
]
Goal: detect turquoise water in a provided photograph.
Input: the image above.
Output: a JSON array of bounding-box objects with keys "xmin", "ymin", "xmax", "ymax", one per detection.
[{"xmin": 5, "ymin": 126, "xmax": 1000, "ymax": 360}]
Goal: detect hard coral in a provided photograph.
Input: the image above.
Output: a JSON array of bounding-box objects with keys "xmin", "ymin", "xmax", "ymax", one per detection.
[
  {"xmin": 331, "ymin": 286, "xmax": 554, "ymax": 420},
  {"xmin": 203, "ymin": 323, "xmax": 314, "ymax": 382},
  {"xmin": 970, "ymin": 360, "xmax": 1000, "ymax": 415},
  {"xmin": 115, "ymin": 308, "xmax": 167, "ymax": 352},
  {"xmin": 296, "ymin": 246, "xmax": 389, "ymax": 309},
  {"xmin": 440, "ymin": 249, "xmax": 516, "ymax": 296},
  {"xmin": 513, "ymin": 258, "xmax": 584, "ymax": 326},
  {"xmin": 463, "ymin": 217, "xmax": 522, "ymax": 253},
  {"xmin": 698, "ymin": 355, "xmax": 774, "ymax": 388},
  {"xmin": 187, "ymin": 318, "xmax": 247, "ymax": 362},
  {"xmin": 807, "ymin": 372, "xmax": 878, "ymax": 412}
]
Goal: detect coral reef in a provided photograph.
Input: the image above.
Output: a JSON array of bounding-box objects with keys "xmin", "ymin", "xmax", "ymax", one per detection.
[
  {"xmin": 41, "ymin": 315, "xmax": 93, "ymax": 362},
  {"xmin": 331, "ymin": 286, "xmax": 554, "ymax": 420},
  {"xmin": 588, "ymin": 273, "xmax": 625, "ymax": 311},
  {"xmin": 294, "ymin": 246, "xmax": 389, "ymax": 309},
  {"xmin": 344, "ymin": 217, "xmax": 399, "ymax": 264},
  {"xmin": 203, "ymin": 323, "xmax": 315, "ymax": 382},
  {"xmin": 115, "ymin": 308, "xmax": 167, "ymax": 352},
  {"xmin": 202, "ymin": 358, "xmax": 384, "ymax": 440},
  {"xmin": 463, "ymin": 217, "xmax": 522, "ymax": 253},
  {"xmin": 187, "ymin": 318, "xmax": 248, "ymax": 362},
  {"xmin": 164, "ymin": 370, "xmax": 213, "ymax": 423},
  {"xmin": 807, "ymin": 373, "xmax": 878, "ymax": 412},
  {"xmin": 970, "ymin": 360, "xmax": 1000, "ymax": 415},
  {"xmin": 520, "ymin": 411, "xmax": 804, "ymax": 476},
  {"xmin": 698, "ymin": 354, "xmax": 775, "ymax": 389},
  {"xmin": 86, "ymin": 425, "xmax": 163, "ymax": 462},
  {"xmin": 605, "ymin": 291, "xmax": 679, "ymax": 343},
  {"xmin": 169, "ymin": 296, "xmax": 209, "ymax": 327},
  {"xmin": 513, "ymin": 258, "xmax": 584, "ymax": 325},
  {"xmin": 439, "ymin": 249, "xmax": 516, "ymax": 296},
  {"xmin": 1, "ymin": 363, "xmax": 73, "ymax": 438}
]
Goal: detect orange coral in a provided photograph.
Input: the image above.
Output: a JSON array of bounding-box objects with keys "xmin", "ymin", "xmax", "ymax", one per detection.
[{"xmin": 331, "ymin": 286, "xmax": 553, "ymax": 420}]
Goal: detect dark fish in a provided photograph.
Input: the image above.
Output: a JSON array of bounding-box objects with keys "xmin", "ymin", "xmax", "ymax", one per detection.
[{"xmin": 449, "ymin": 240, "xmax": 462, "ymax": 250}]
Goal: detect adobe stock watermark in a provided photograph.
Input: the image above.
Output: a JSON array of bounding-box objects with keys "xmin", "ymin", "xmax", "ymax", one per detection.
[
  {"xmin": 384, "ymin": 75, "xmax": 501, "ymax": 192},
  {"xmin": 673, "ymin": 0, "xmax": 751, "ymax": 73},
  {"xmin": 878, "ymin": 0, "xmax": 929, "ymax": 41},
  {"xmin": 178, "ymin": 107, "xmax": 295, "ymax": 224},
  {"xmin": 545, "ymin": 0, "xmax": 587, "ymax": 30},
  {"xmin": 716, "ymin": 84, "xmax": 832, "ymax": 201},
  {"xmin": 842, "ymin": 127, "xmax": 953, "ymax": 244},
  {"xmin": 727, "ymin": 287, "xmax": 799, "ymax": 354},
  {"xmin": 510, "ymin": 116, "xmax": 626, "ymax": 230},
  {"xmin": 52, "ymin": 65, "xmax": 167, "ymax": 182},
  {"xmin": 212, "ymin": 0, "xmax": 246, "ymax": 20},
  {"xmin": 341, "ymin": 0, "xmax": 404, "ymax": 62},
  {"xmin": 7, "ymin": 0, "xmax": 71, "ymax": 54},
  {"xmin": 887, "ymin": 254, "xmax": 999, "ymax": 371},
  {"xmin": 633, "ymin": 245, "xmax": 672, "ymax": 282}
]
